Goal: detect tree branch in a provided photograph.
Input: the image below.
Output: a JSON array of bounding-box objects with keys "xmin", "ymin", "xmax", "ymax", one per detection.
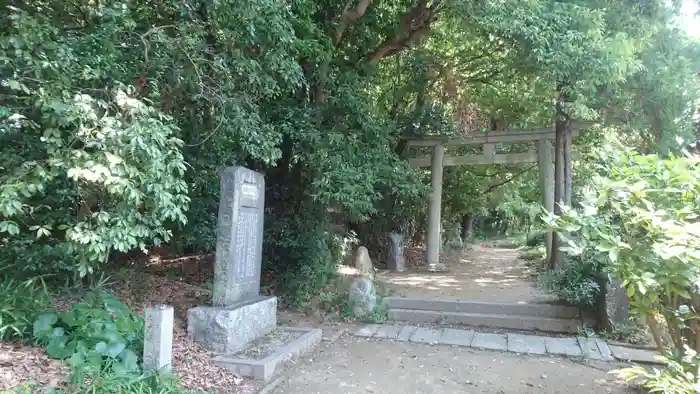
[
  {"xmin": 334, "ymin": 0, "xmax": 373, "ymax": 48},
  {"xmin": 483, "ymin": 164, "xmax": 536, "ymax": 194},
  {"xmin": 366, "ymin": 0, "xmax": 443, "ymax": 65}
]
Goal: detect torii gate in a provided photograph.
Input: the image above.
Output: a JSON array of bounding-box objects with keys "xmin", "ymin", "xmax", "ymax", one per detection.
[{"xmin": 404, "ymin": 123, "xmax": 586, "ymax": 271}]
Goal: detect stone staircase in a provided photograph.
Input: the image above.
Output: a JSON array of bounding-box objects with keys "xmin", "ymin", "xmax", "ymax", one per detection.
[{"xmin": 386, "ymin": 297, "xmax": 586, "ymax": 333}]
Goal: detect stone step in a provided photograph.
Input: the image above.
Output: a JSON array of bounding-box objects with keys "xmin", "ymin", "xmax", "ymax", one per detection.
[
  {"xmin": 386, "ymin": 297, "xmax": 580, "ymax": 319},
  {"xmin": 387, "ymin": 308, "xmax": 582, "ymax": 333}
]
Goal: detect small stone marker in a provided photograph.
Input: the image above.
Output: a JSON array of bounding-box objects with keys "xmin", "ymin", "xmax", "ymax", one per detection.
[
  {"xmin": 213, "ymin": 167, "xmax": 266, "ymax": 307},
  {"xmin": 354, "ymin": 246, "xmax": 373, "ymax": 276},
  {"xmin": 387, "ymin": 233, "xmax": 406, "ymax": 272},
  {"xmin": 143, "ymin": 304, "xmax": 174, "ymax": 372}
]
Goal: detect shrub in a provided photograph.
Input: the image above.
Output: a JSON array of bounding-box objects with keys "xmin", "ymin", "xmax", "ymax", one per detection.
[
  {"xmin": 617, "ymin": 347, "xmax": 700, "ymax": 394},
  {"xmin": 32, "ymin": 291, "xmax": 144, "ymax": 387},
  {"xmin": 0, "ymin": 274, "xmax": 50, "ymax": 340},
  {"xmin": 546, "ymin": 142, "xmax": 700, "ymax": 390},
  {"xmin": 537, "ymin": 253, "xmax": 602, "ymax": 308},
  {"xmin": 525, "ymin": 232, "xmax": 545, "ymax": 247}
]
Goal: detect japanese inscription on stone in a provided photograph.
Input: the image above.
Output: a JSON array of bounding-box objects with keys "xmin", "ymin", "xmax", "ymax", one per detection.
[{"xmin": 213, "ymin": 167, "xmax": 265, "ymax": 308}]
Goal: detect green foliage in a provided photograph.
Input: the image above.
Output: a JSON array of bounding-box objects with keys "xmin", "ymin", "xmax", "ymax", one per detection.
[
  {"xmin": 32, "ymin": 291, "xmax": 144, "ymax": 387},
  {"xmin": 546, "ymin": 140, "xmax": 700, "ymax": 388},
  {"xmin": 537, "ymin": 253, "xmax": 603, "ymax": 308},
  {"xmin": 363, "ymin": 301, "xmax": 389, "ymax": 324},
  {"xmin": 1, "ymin": 7, "xmax": 190, "ymax": 279},
  {"xmin": 0, "ymin": 274, "xmax": 50, "ymax": 340},
  {"xmin": 617, "ymin": 347, "xmax": 700, "ymax": 394},
  {"xmin": 519, "ymin": 245, "xmax": 546, "ymax": 262},
  {"xmin": 525, "ymin": 232, "xmax": 545, "ymax": 248}
]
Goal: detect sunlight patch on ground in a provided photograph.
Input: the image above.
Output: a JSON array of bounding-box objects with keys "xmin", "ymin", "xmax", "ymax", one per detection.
[{"xmin": 385, "ymin": 275, "xmax": 461, "ymax": 290}]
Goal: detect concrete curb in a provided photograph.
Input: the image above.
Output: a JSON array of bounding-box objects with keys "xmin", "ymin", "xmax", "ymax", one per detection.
[
  {"xmin": 215, "ymin": 327, "xmax": 323, "ymax": 381},
  {"xmin": 351, "ymin": 323, "xmax": 659, "ymax": 363}
]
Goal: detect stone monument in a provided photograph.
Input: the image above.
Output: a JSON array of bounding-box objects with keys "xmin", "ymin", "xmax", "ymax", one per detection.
[
  {"xmin": 387, "ymin": 232, "xmax": 406, "ymax": 272},
  {"xmin": 354, "ymin": 246, "xmax": 373, "ymax": 276},
  {"xmin": 188, "ymin": 167, "xmax": 277, "ymax": 354},
  {"xmin": 349, "ymin": 246, "xmax": 377, "ymax": 317},
  {"xmin": 604, "ymin": 276, "xmax": 630, "ymax": 329}
]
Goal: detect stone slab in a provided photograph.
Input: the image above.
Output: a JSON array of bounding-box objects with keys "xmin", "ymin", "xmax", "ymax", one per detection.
[
  {"xmin": 374, "ymin": 324, "xmax": 403, "ymax": 340},
  {"xmin": 507, "ymin": 333, "xmax": 546, "ymax": 355},
  {"xmin": 470, "ymin": 332, "xmax": 507, "ymax": 351},
  {"xmin": 396, "ymin": 325, "xmax": 418, "ymax": 341},
  {"xmin": 354, "ymin": 324, "xmax": 380, "ymax": 337},
  {"xmin": 187, "ymin": 297, "xmax": 277, "ymax": 354},
  {"xmin": 578, "ymin": 337, "xmax": 614, "ymax": 361},
  {"xmin": 409, "ymin": 327, "xmax": 442, "ymax": 344},
  {"xmin": 439, "ymin": 328, "xmax": 475, "ymax": 347},
  {"xmin": 213, "ymin": 167, "xmax": 265, "ymax": 307},
  {"xmin": 544, "ymin": 337, "xmax": 582, "ymax": 357},
  {"xmin": 215, "ymin": 327, "xmax": 322, "ymax": 381},
  {"xmin": 609, "ymin": 345, "xmax": 663, "ymax": 364}
]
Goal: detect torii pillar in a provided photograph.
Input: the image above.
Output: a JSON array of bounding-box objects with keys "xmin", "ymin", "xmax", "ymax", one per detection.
[{"xmin": 425, "ymin": 143, "xmax": 444, "ymax": 270}]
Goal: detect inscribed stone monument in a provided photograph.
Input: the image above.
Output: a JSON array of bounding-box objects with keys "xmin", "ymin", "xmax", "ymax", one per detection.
[
  {"xmin": 213, "ymin": 167, "xmax": 265, "ymax": 307},
  {"xmin": 387, "ymin": 232, "xmax": 406, "ymax": 272},
  {"xmin": 188, "ymin": 167, "xmax": 277, "ymax": 354},
  {"xmin": 604, "ymin": 276, "xmax": 629, "ymax": 328}
]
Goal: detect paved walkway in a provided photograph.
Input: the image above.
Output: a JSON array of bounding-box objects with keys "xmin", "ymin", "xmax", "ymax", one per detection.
[{"xmin": 353, "ymin": 324, "xmax": 660, "ymax": 364}]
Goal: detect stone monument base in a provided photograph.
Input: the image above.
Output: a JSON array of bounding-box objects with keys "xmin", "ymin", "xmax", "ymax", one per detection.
[{"xmin": 188, "ymin": 296, "xmax": 277, "ymax": 354}]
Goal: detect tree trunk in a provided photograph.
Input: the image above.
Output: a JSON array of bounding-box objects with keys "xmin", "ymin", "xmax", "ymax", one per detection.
[
  {"xmin": 461, "ymin": 213, "xmax": 474, "ymax": 240},
  {"xmin": 549, "ymin": 87, "xmax": 572, "ymax": 270}
]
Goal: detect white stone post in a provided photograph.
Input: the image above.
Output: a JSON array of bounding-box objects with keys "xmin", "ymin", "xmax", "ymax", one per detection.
[
  {"xmin": 426, "ymin": 143, "xmax": 444, "ymax": 270},
  {"xmin": 143, "ymin": 304, "xmax": 174, "ymax": 373}
]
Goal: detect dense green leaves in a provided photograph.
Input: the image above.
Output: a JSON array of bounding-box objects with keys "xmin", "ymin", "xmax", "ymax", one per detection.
[
  {"xmin": 546, "ymin": 140, "xmax": 700, "ymax": 361},
  {"xmin": 1, "ymin": 0, "xmax": 699, "ymax": 305}
]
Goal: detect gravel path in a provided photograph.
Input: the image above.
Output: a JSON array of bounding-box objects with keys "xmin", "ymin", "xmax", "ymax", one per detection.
[{"xmin": 272, "ymin": 336, "xmax": 636, "ymax": 394}]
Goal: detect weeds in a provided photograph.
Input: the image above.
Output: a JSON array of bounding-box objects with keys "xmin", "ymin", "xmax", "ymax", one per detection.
[{"xmin": 0, "ymin": 275, "xmax": 50, "ymax": 340}]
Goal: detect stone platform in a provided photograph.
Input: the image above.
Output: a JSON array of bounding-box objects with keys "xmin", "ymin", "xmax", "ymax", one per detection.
[
  {"xmin": 215, "ymin": 327, "xmax": 322, "ymax": 381},
  {"xmin": 188, "ymin": 296, "xmax": 277, "ymax": 354}
]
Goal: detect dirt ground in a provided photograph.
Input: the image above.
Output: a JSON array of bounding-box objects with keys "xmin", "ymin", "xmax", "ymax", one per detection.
[
  {"xmin": 274, "ymin": 336, "xmax": 635, "ymax": 394},
  {"xmin": 377, "ymin": 245, "xmax": 556, "ymax": 303}
]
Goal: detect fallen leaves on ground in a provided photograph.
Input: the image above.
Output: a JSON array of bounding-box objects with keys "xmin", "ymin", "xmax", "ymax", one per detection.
[
  {"xmin": 109, "ymin": 270, "xmax": 260, "ymax": 394},
  {"xmin": 171, "ymin": 326, "xmax": 259, "ymax": 394},
  {"xmin": 0, "ymin": 341, "xmax": 69, "ymax": 392}
]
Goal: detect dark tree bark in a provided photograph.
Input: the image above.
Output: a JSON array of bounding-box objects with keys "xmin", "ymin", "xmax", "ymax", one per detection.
[
  {"xmin": 461, "ymin": 213, "xmax": 474, "ymax": 240},
  {"xmin": 549, "ymin": 85, "xmax": 572, "ymax": 269}
]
